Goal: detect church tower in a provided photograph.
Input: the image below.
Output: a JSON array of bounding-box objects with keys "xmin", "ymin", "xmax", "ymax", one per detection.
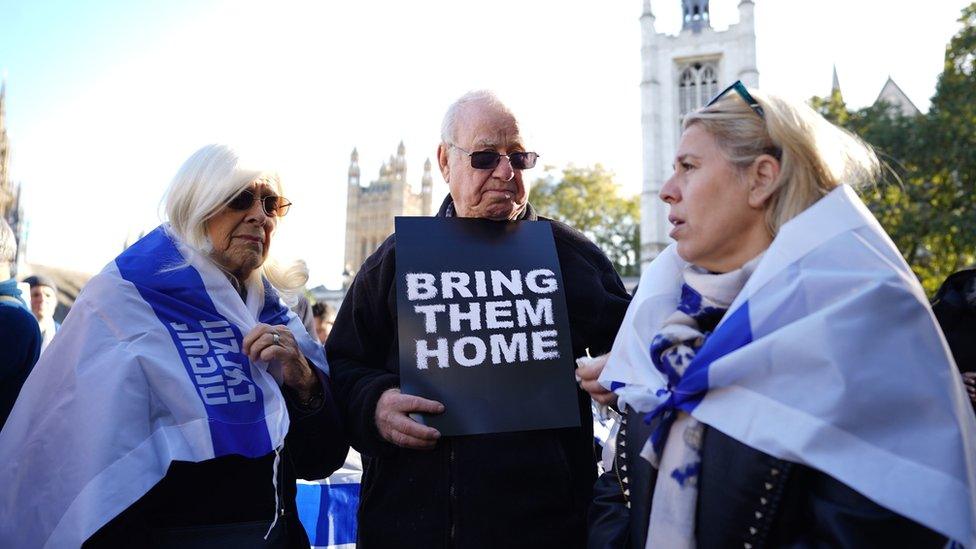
[
  {"xmin": 342, "ymin": 142, "xmax": 435, "ymax": 282},
  {"xmin": 639, "ymin": 0, "xmax": 758, "ymax": 267},
  {"xmin": 0, "ymin": 81, "xmax": 12, "ymax": 218}
]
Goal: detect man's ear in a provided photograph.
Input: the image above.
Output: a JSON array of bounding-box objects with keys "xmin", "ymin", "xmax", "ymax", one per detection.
[
  {"xmin": 747, "ymin": 154, "xmax": 781, "ymax": 209},
  {"xmin": 437, "ymin": 143, "xmax": 451, "ymax": 183}
]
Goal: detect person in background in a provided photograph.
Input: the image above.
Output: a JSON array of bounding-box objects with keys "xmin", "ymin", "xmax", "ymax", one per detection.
[
  {"xmin": 311, "ymin": 301, "xmax": 335, "ymax": 344},
  {"xmin": 23, "ymin": 274, "xmax": 59, "ymax": 353},
  {"xmin": 292, "ymin": 292, "xmax": 318, "ymax": 344},
  {"xmin": 0, "ymin": 218, "xmax": 41, "ymax": 430},
  {"xmin": 932, "ymin": 268, "xmax": 976, "ymax": 409}
]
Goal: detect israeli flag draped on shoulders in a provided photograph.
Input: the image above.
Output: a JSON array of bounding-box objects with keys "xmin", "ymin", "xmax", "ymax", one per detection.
[
  {"xmin": 600, "ymin": 184, "xmax": 976, "ymax": 545},
  {"xmin": 0, "ymin": 224, "xmax": 327, "ymax": 548}
]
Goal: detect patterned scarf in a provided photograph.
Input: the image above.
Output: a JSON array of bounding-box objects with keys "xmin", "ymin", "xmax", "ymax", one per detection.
[{"xmin": 644, "ymin": 255, "xmax": 761, "ymax": 549}]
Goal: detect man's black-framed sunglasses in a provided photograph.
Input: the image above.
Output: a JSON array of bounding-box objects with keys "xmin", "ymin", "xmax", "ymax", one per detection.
[
  {"xmin": 227, "ymin": 189, "xmax": 292, "ymax": 217},
  {"xmin": 705, "ymin": 80, "xmax": 765, "ymax": 118},
  {"xmin": 451, "ymin": 144, "xmax": 540, "ymax": 170}
]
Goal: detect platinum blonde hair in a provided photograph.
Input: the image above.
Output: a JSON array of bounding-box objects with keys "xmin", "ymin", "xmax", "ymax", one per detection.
[
  {"xmin": 163, "ymin": 144, "xmax": 308, "ymax": 297},
  {"xmin": 683, "ymin": 89, "xmax": 880, "ymax": 236},
  {"xmin": 440, "ymin": 89, "xmax": 515, "ymax": 145}
]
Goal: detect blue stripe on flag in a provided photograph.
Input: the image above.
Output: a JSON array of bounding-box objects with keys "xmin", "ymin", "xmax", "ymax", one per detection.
[
  {"xmin": 258, "ymin": 278, "xmax": 291, "ymax": 326},
  {"xmin": 297, "ymin": 482, "xmax": 360, "ymax": 547},
  {"xmin": 690, "ymin": 302, "xmax": 754, "ymax": 383},
  {"xmin": 115, "ymin": 227, "xmax": 273, "ymax": 458},
  {"xmin": 644, "ymin": 302, "xmax": 755, "ymax": 457}
]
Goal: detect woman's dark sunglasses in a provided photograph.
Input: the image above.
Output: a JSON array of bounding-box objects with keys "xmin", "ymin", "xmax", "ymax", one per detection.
[
  {"xmin": 227, "ymin": 189, "xmax": 292, "ymax": 217},
  {"xmin": 451, "ymin": 144, "xmax": 540, "ymax": 170},
  {"xmin": 705, "ymin": 80, "xmax": 765, "ymax": 118}
]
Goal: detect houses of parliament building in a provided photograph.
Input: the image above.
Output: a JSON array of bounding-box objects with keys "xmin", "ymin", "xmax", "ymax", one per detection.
[{"xmin": 342, "ymin": 141, "xmax": 434, "ymax": 282}]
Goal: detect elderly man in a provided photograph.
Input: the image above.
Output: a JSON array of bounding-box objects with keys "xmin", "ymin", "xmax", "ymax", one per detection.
[
  {"xmin": 0, "ymin": 219, "xmax": 41, "ymax": 428},
  {"xmin": 23, "ymin": 274, "xmax": 59, "ymax": 353},
  {"xmin": 327, "ymin": 90, "xmax": 631, "ymax": 548}
]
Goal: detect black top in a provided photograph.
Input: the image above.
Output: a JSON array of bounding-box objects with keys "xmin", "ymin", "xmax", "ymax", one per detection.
[{"xmin": 85, "ymin": 374, "xmax": 348, "ymax": 548}]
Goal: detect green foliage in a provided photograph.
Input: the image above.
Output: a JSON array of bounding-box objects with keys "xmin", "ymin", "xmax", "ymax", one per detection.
[
  {"xmin": 808, "ymin": 3, "xmax": 976, "ymax": 295},
  {"xmin": 810, "ymin": 88, "xmax": 849, "ymax": 126},
  {"xmin": 529, "ymin": 164, "xmax": 641, "ymax": 277}
]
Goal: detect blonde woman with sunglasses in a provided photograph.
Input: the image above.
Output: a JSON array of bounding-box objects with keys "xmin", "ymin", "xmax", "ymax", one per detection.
[{"xmin": 587, "ymin": 84, "xmax": 976, "ymax": 548}]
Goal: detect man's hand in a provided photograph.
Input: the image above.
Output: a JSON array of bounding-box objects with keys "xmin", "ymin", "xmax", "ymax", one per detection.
[
  {"xmin": 963, "ymin": 372, "xmax": 976, "ymax": 405},
  {"xmin": 576, "ymin": 353, "xmax": 617, "ymax": 407},
  {"xmin": 375, "ymin": 388, "xmax": 444, "ymax": 450}
]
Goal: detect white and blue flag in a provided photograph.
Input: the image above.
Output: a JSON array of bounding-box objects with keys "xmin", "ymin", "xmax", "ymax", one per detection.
[
  {"xmin": 601, "ymin": 185, "xmax": 976, "ymax": 545},
  {"xmin": 297, "ymin": 450, "xmax": 362, "ymax": 549},
  {"xmin": 0, "ymin": 225, "xmax": 327, "ymax": 548}
]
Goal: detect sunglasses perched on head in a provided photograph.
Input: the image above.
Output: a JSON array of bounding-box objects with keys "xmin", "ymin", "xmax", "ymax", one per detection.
[
  {"xmin": 227, "ymin": 189, "xmax": 292, "ymax": 217},
  {"xmin": 451, "ymin": 144, "xmax": 540, "ymax": 170},
  {"xmin": 705, "ymin": 80, "xmax": 765, "ymax": 118}
]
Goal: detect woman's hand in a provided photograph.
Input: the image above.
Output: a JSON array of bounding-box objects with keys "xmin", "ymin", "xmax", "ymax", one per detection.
[
  {"xmin": 576, "ymin": 353, "xmax": 617, "ymax": 407},
  {"xmin": 243, "ymin": 323, "xmax": 319, "ymax": 399}
]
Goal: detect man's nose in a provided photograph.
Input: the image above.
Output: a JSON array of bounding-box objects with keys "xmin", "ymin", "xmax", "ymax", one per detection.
[{"xmin": 492, "ymin": 155, "xmax": 515, "ymax": 181}]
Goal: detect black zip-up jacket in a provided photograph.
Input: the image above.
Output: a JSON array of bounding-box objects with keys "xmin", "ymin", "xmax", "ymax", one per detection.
[{"xmin": 327, "ymin": 196, "xmax": 631, "ymax": 548}]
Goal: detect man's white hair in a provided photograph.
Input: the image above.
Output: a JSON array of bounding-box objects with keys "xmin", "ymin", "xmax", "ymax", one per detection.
[
  {"xmin": 440, "ymin": 90, "xmax": 515, "ymax": 145},
  {"xmin": 162, "ymin": 144, "xmax": 307, "ymax": 295}
]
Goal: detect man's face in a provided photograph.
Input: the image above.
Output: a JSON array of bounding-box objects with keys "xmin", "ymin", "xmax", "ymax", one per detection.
[
  {"xmin": 30, "ymin": 285, "xmax": 57, "ymax": 321},
  {"xmin": 438, "ymin": 103, "xmax": 529, "ymax": 221}
]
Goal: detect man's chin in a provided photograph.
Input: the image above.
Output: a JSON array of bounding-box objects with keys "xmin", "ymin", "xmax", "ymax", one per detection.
[{"xmin": 483, "ymin": 201, "xmax": 527, "ymax": 221}]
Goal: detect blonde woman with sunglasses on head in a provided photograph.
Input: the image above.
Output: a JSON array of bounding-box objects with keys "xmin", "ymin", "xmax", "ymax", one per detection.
[
  {"xmin": 586, "ymin": 83, "xmax": 976, "ymax": 548},
  {"xmin": 0, "ymin": 144, "xmax": 348, "ymax": 548}
]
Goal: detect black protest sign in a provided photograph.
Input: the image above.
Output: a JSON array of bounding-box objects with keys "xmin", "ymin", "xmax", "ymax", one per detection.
[{"xmin": 395, "ymin": 216, "xmax": 580, "ymax": 436}]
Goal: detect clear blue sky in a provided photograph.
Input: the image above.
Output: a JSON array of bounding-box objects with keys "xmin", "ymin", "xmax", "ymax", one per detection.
[{"xmin": 0, "ymin": 0, "xmax": 970, "ymax": 287}]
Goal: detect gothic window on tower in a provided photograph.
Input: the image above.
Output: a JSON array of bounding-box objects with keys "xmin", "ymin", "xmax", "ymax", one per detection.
[
  {"xmin": 677, "ymin": 60, "xmax": 720, "ymax": 124},
  {"xmin": 679, "ymin": 66, "xmax": 697, "ymax": 118},
  {"xmin": 699, "ymin": 64, "xmax": 718, "ymax": 103}
]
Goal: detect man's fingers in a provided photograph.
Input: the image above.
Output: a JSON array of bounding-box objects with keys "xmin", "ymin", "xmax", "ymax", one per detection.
[
  {"xmin": 390, "ymin": 429, "xmax": 438, "ymax": 450},
  {"xmin": 393, "ymin": 393, "xmax": 445, "ymax": 414},
  {"xmin": 391, "ymin": 414, "xmax": 440, "ymax": 441},
  {"xmin": 380, "ymin": 413, "xmax": 440, "ymax": 449}
]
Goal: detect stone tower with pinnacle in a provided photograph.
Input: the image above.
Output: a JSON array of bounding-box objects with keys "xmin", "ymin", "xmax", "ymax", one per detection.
[
  {"xmin": 343, "ymin": 142, "xmax": 434, "ymax": 282},
  {"xmin": 639, "ymin": 0, "xmax": 758, "ymax": 268}
]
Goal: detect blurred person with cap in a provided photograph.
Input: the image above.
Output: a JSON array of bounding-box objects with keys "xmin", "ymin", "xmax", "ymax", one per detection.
[{"xmin": 23, "ymin": 274, "xmax": 59, "ymax": 353}]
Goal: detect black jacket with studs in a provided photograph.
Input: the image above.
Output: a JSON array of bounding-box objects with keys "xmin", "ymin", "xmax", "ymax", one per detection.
[{"xmin": 589, "ymin": 407, "xmax": 948, "ymax": 549}]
